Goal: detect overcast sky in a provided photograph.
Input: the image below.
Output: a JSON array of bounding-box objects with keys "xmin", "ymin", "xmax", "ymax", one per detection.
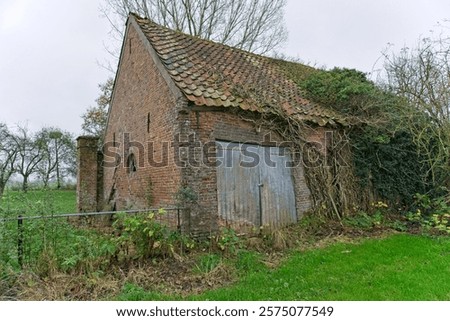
[{"xmin": 1, "ymin": 0, "xmax": 450, "ymax": 135}]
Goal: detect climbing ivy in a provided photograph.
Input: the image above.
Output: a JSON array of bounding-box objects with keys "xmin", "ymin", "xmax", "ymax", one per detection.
[
  {"xmin": 351, "ymin": 128, "xmax": 426, "ymax": 204},
  {"xmin": 296, "ymin": 67, "xmax": 429, "ymax": 207}
]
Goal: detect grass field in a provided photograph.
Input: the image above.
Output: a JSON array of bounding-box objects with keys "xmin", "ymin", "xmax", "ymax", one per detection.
[
  {"xmin": 0, "ymin": 189, "xmax": 76, "ymax": 216},
  {"xmin": 0, "ymin": 189, "xmax": 91, "ymax": 272},
  {"xmin": 118, "ymin": 234, "xmax": 450, "ymax": 301}
]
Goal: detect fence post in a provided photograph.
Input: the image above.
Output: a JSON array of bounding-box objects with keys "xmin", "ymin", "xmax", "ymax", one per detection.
[
  {"xmin": 187, "ymin": 208, "xmax": 191, "ymax": 235},
  {"xmin": 17, "ymin": 215, "xmax": 24, "ymax": 269}
]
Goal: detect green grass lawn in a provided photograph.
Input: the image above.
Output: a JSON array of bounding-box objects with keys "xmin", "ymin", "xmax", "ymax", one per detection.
[{"xmin": 118, "ymin": 234, "xmax": 450, "ymax": 301}]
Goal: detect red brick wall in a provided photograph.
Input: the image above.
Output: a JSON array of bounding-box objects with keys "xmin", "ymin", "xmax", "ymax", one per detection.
[
  {"xmin": 77, "ymin": 136, "xmax": 100, "ymax": 212},
  {"xmin": 178, "ymin": 109, "xmax": 321, "ymax": 235},
  {"xmin": 100, "ymin": 21, "xmax": 325, "ymax": 234},
  {"xmin": 102, "ymin": 23, "xmax": 182, "ymax": 210}
]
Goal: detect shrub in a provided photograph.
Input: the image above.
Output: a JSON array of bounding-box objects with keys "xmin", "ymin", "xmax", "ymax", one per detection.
[
  {"xmin": 406, "ymin": 194, "xmax": 450, "ymax": 233},
  {"xmin": 112, "ymin": 209, "xmax": 195, "ymax": 260},
  {"xmin": 216, "ymin": 228, "xmax": 242, "ymax": 255}
]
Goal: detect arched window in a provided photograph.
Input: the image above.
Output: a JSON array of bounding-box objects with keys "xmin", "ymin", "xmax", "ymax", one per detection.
[{"xmin": 127, "ymin": 153, "xmax": 137, "ymax": 174}]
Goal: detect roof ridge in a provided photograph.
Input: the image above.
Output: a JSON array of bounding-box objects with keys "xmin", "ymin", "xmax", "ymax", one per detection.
[
  {"xmin": 129, "ymin": 13, "xmax": 346, "ymax": 126},
  {"xmin": 131, "ymin": 13, "xmax": 281, "ymax": 62}
]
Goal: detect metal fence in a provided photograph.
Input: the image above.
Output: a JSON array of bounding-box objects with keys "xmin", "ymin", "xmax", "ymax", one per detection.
[{"xmin": 0, "ymin": 207, "xmax": 187, "ymax": 270}]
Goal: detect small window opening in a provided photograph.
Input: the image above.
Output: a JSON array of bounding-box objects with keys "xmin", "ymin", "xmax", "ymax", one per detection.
[
  {"xmin": 113, "ymin": 132, "xmax": 116, "ymax": 147},
  {"xmin": 127, "ymin": 153, "xmax": 137, "ymax": 174},
  {"xmin": 147, "ymin": 112, "xmax": 151, "ymax": 133}
]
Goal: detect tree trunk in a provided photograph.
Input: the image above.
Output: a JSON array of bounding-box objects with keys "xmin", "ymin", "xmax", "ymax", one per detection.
[
  {"xmin": 0, "ymin": 182, "xmax": 5, "ymax": 198},
  {"xmin": 22, "ymin": 175, "xmax": 29, "ymax": 192},
  {"xmin": 55, "ymin": 139, "xmax": 61, "ymax": 189},
  {"xmin": 56, "ymin": 161, "xmax": 61, "ymax": 189},
  {"xmin": 43, "ymin": 175, "xmax": 49, "ymax": 189}
]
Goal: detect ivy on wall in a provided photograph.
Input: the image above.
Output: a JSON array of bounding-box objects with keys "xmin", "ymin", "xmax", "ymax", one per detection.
[{"xmin": 297, "ymin": 67, "xmax": 429, "ymax": 207}]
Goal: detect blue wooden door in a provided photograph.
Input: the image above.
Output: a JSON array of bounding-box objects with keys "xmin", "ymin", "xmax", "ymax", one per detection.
[{"xmin": 216, "ymin": 141, "xmax": 296, "ymax": 229}]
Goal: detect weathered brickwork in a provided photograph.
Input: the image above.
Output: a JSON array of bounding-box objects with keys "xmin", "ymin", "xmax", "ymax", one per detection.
[
  {"xmin": 77, "ymin": 17, "xmax": 332, "ymax": 235},
  {"xmin": 77, "ymin": 136, "xmax": 101, "ymax": 212},
  {"xmin": 102, "ymin": 23, "xmax": 182, "ymax": 211}
]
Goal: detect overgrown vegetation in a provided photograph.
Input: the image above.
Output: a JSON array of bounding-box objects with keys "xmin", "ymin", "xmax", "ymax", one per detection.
[
  {"xmin": 112, "ymin": 209, "xmax": 195, "ymax": 260},
  {"xmin": 0, "ymin": 190, "xmax": 113, "ymax": 274},
  {"xmin": 272, "ymin": 26, "xmax": 450, "ymax": 220},
  {"xmin": 0, "ymin": 189, "xmax": 449, "ymax": 300},
  {"xmin": 405, "ymin": 193, "xmax": 450, "ymax": 234},
  {"xmin": 299, "ymin": 67, "xmax": 430, "ymax": 206},
  {"xmin": 0, "ymin": 190, "xmax": 208, "ymax": 299},
  {"xmin": 383, "ymin": 35, "xmax": 450, "ymax": 195}
]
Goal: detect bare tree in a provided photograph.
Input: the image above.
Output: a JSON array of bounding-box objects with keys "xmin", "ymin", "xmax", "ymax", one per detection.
[
  {"xmin": 36, "ymin": 127, "xmax": 76, "ymax": 189},
  {"xmin": 12, "ymin": 125, "xmax": 45, "ymax": 192},
  {"xmin": 383, "ymin": 35, "xmax": 450, "ymax": 193},
  {"xmin": 81, "ymin": 78, "xmax": 114, "ymax": 142},
  {"xmin": 101, "ymin": 0, "xmax": 288, "ymax": 55},
  {"xmin": 0, "ymin": 123, "xmax": 17, "ymax": 197}
]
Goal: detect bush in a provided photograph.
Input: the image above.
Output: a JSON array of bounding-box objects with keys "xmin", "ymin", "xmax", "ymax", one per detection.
[
  {"xmin": 215, "ymin": 228, "xmax": 242, "ymax": 255},
  {"xmin": 112, "ymin": 209, "xmax": 194, "ymax": 260},
  {"xmin": 406, "ymin": 194, "xmax": 450, "ymax": 233}
]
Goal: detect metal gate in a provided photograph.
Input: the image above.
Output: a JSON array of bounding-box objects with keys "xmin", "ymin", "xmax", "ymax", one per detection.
[{"xmin": 216, "ymin": 141, "xmax": 296, "ymax": 229}]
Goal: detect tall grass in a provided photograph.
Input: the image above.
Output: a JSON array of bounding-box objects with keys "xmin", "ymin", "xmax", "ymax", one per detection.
[{"xmin": 0, "ymin": 189, "xmax": 115, "ymax": 274}]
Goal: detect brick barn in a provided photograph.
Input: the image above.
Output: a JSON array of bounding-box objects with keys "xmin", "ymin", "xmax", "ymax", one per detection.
[{"xmin": 77, "ymin": 13, "xmax": 344, "ymax": 235}]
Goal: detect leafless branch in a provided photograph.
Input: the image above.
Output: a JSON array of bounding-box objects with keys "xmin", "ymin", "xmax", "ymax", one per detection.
[
  {"xmin": 102, "ymin": 0, "xmax": 287, "ymax": 56},
  {"xmin": 382, "ymin": 34, "xmax": 450, "ymax": 190}
]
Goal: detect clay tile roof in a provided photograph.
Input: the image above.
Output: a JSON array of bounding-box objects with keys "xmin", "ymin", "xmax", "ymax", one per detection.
[{"xmin": 132, "ymin": 14, "xmax": 346, "ymax": 126}]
